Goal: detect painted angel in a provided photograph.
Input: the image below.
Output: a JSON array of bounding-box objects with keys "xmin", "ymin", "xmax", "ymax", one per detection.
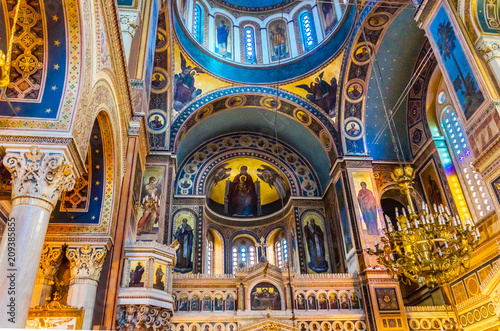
[{"xmin": 257, "ymin": 165, "xmax": 287, "ymax": 200}]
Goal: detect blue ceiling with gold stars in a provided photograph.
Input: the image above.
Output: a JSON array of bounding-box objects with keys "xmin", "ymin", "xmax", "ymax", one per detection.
[
  {"xmin": 50, "ymin": 120, "xmax": 105, "ymax": 224},
  {"xmin": 0, "ymin": 0, "xmax": 67, "ymax": 119},
  {"xmin": 365, "ymin": 8, "xmax": 425, "ymax": 160}
]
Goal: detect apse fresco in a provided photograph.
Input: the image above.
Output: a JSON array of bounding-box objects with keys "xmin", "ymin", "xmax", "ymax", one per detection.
[
  {"xmin": 215, "ymin": 15, "xmax": 232, "ymax": 59},
  {"xmin": 136, "ymin": 167, "xmax": 164, "ymax": 241},
  {"xmin": 418, "ymin": 159, "xmax": 448, "ymax": 209},
  {"xmin": 429, "ymin": 6, "xmax": 485, "ymax": 120},
  {"xmin": 250, "ymin": 282, "xmax": 281, "ymax": 310},
  {"xmin": 207, "ymin": 158, "xmax": 290, "ymax": 218},
  {"xmin": 301, "ymin": 211, "xmax": 330, "ymax": 273},
  {"xmin": 172, "ymin": 210, "xmax": 196, "ymax": 273},
  {"xmin": 351, "ymin": 172, "xmax": 381, "ymax": 238}
]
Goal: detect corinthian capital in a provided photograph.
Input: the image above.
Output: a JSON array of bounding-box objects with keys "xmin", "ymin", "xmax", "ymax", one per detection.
[
  {"xmin": 476, "ymin": 36, "xmax": 500, "ymax": 62},
  {"xmin": 66, "ymin": 245, "xmax": 107, "ymax": 284},
  {"xmin": 2, "ymin": 146, "xmax": 76, "ymax": 211},
  {"xmin": 36, "ymin": 244, "xmax": 64, "ymax": 284}
]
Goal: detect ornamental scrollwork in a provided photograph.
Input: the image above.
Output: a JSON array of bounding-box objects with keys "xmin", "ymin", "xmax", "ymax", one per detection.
[
  {"xmin": 3, "ymin": 146, "xmax": 76, "ymax": 210},
  {"xmin": 65, "ymin": 244, "xmax": 107, "ymax": 282}
]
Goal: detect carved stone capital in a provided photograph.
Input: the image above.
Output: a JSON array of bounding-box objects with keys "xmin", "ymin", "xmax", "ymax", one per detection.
[
  {"xmin": 3, "ymin": 146, "xmax": 76, "ymax": 211},
  {"xmin": 119, "ymin": 12, "xmax": 141, "ymax": 38},
  {"xmin": 476, "ymin": 36, "xmax": 500, "ymax": 63},
  {"xmin": 36, "ymin": 244, "xmax": 64, "ymax": 285},
  {"xmin": 66, "ymin": 244, "xmax": 107, "ymax": 284},
  {"xmin": 116, "ymin": 305, "xmax": 172, "ymax": 331}
]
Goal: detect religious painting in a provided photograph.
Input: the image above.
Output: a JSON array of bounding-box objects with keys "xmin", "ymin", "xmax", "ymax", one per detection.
[
  {"xmin": 375, "ymin": 288, "xmax": 399, "ymax": 311},
  {"xmin": 329, "ymin": 292, "xmax": 338, "ymax": 309},
  {"xmin": 26, "ymin": 316, "xmax": 80, "ymax": 330},
  {"xmin": 429, "ymin": 6, "xmax": 485, "ymax": 119},
  {"xmin": 351, "ymin": 291, "xmax": 361, "ymax": 309},
  {"xmin": 299, "ymin": 323, "xmax": 308, "ymax": 331},
  {"xmin": 178, "ymin": 294, "xmax": 189, "ymax": 311},
  {"xmin": 147, "ymin": 110, "xmax": 168, "ymax": 134},
  {"xmin": 227, "ymin": 324, "xmax": 237, "ymax": 331},
  {"xmin": 151, "ymin": 68, "xmax": 169, "ymax": 94},
  {"xmin": 339, "ymin": 292, "xmax": 349, "ymax": 309},
  {"xmin": 173, "ymin": 52, "xmax": 205, "ymax": 111},
  {"xmin": 214, "ymin": 324, "xmax": 225, "ymax": 331},
  {"xmin": 419, "ymin": 159, "xmax": 447, "ymax": 209},
  {"xmin": 344, "ymin": 118, "xmax": 363, "ymax": 139},
  {"xmin": 214, "ymin": 15, "xmax": 232, "ymax": 59},
  {"xmin": 470, "ymin": 112, "xmax": 500, "ymax": 155},
  {"xmin": 310, "ymin": 322, "xmax": 320, "ymax": 331},
  {"xmin": 321, "ymin": 322, "xmax": 331, "ymax": 331},
  {"xmin": 318, "ymin": 293, "xmax": 328, "ymax": 309},
  {"xmin": 172, "ymin": 210, "xmax": 196, "ymax": 273},
  {"xmin": 301, "ymin": 210, "xmax": 329, "ymax": 273},
  {"xmin": 226, "ymin": 294, "xmax": 235, "ymax": 310},
  {"xmin": 353, "ymin": 44, "xmax": 372, "ymax": 63},
  {"xmin": 190, "ymin": 294, "xmax": 200, "ymax": 311},
  {"xmin": 268, "ymin": 20, "xmax": 290, "ymax": 62},
  {"xmin": 346, "ymin": 82, "xmax": 364, "ymax": 101},
  {"xmin": 319, "ymin": 0, "xmax": 337, "ymax": 34},
  {"xmin": 214, "ymin": 294, "xmax": 224, "ymax": 311},
  {"xmin": 137, "ymin": 167, "xmax": 164, "ymax": 241},
  {"xmin": 191, "ymin": 324, "xmax": 200, "ymax": 331},
  {"xmin": 250, "ymin": 282, "xmax": 281, "ymax": 310},
  {"xmin": 202, "ymin": 295, "xmax": 212, "ymax": 311},
  {"xmin": 153, "ymin": 263, "xmax": 165, "ymax": 290},
  {"xmin": 335, "ymin": 178, "xmax": 354, "ymax": 255},
  {"xmin": 207, "ymin": 158, "xmax": 290, "ymax": 218},
  {"xmin": 332, "ymin": 322, "xmax": 342, "ymax": 331},
  {"xmin": 129, "ymin": 261, "xmax": 146, "ymax": 287},
  {"xmin": 352, "ymin": 172, "xmax": 381, "ymax": 236},
  {"xmin": 307, "ymin": 294, "xmax": 317, "ymax": 309},
  {"xmin": 296, "ymin": 293, "xmax": 306, "ymax": 310},
  {"xmin": 296, "ymin": 72, "xmax": 337, "ymax": 116}
]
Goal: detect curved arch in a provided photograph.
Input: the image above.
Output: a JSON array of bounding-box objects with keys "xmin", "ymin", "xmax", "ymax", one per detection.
[
  {"xmin": 246, "ymin": 278, "xmax": 286, "ymax": 311},
  {"xmin": 207, "ymin": 227, "xmax": 225, "ymax": 274},
  {"xmin": 170, "ymin": 87, "xmax": 340, "ymax": 156},
  {"xmin": 339, "ymin": 3, "xmax": 407, "ymax": 155}
]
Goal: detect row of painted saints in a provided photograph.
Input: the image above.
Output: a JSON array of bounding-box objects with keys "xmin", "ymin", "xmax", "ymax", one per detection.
[{"xmin": 296, "ymin": 292, "xmax": 361, "ymax": 310}]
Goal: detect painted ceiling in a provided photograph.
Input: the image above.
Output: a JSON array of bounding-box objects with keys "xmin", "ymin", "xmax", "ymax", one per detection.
[
  {"xmin": 213, "ymin": 0, "xmax": 294, "ymax": 10},
  {"xmin": 365, "ymin": 8, "xmax": 426, "ymax": 160}
]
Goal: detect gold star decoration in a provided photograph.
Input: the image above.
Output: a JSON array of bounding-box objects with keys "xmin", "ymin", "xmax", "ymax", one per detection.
[
  {"xmin": 94, "ymin": 135, "xmax": 98, "ymax": 139},
  {"xmin": 70, "ymin": 215, "xmax": 74, "ymax": 220},
  {"xmin": 54, "ymin": 40, "xmax": 60, "ymax": 46},
  {"xmin": 96, "ymin": 165, "xmax": 100, "ymax": 169},
  {"xmin": 46, "ymin": 108, "xmax": 51, "ymax": 113},
  {"xmin": 91, "ymin": 216, "xmax": 96, "ymax": 220},
  {"xmin": 94, "ymin": 197, "xmax": 99, "ymax": 201},
  {"xmin": 53, "ymin": 15, "xmax": 59, "ymax": 21},
  {"xmin": 95, "ymin": 149, "xmax": 100, "ymax": 154},
  {"xmin": 95, "ymin": 181, "xmax": 100, "ymax": 185},
  {"xmin": 52, "ymin": 86, "xmax": 57, "ymax": 91},
  {"xmin": 53, "ymin": 64, "xmax": 59, "ymax": 70}
]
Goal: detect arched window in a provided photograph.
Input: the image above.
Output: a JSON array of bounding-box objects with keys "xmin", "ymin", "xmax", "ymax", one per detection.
[
  {"xmin": 244, "ymin": 26, "xmax": 256, "ymax": 63},
  {"xmin": 207, "ymin": 240, "xmax": 213, "ymax": 274},
  {"xmin": 299, "ymin": 11, "xmax": 317, "ymax": 52},
  {"xmin": 274, "ymin": 238, "xmax": 289, "ymax": 268},
  {"xmin": 232, "ymin": 238, "xmax": 256, "ymax": 274},
  {"xmin": 193, "ymin": 3, "xmax": 203, "ymax": 43},
  {"xmin": 440, "ymin": 106, "xmax": 493, "ymax": 220}
]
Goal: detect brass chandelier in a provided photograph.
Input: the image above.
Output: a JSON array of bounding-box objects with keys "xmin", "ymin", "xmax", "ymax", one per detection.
[{"xmin": 366, "ymin": 165, "xmax": 480, "ymax": 288}]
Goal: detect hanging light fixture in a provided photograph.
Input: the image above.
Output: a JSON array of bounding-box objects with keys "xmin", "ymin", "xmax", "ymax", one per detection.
[
  {"xmin": 366, "ymin": 165, "xmax": 480, "ymax": 288},
  {"xmin": 0, "ymin": 0, "xmax": 21, "ymax": 88}
]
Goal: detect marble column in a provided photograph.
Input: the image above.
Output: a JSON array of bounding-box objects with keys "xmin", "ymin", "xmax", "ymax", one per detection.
[
  {"xmin": 238, "ymin": 283, "xmax": 244, "ymax": 311},
  {"xmin": 30, "ymin": 245, "xmax": 64, "ymax": 307},
  {"xmin": 476, "ymin": 35, "xmax": 500, "ymax": 86},
  {"xmin": 0, "ymin": 146, "xmax": 76, "ymax": 327},
  {"xmin": 66, "ymin": 245, "xmax": 108, "ymax": 330}
]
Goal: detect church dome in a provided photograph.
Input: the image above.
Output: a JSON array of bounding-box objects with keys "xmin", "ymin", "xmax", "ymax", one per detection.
[{"xmin": 173, "ymin": 0, "xmax": 355, "ymax": 83}]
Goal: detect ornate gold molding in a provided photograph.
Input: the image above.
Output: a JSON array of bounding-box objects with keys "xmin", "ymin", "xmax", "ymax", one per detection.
[
  {"xmin": 66, "ymin": 244, "xmax": 107, "ymax": 284},
  {"xmin": 3, "ymin": 146, "xmax": 76, "ymax": 211},
  {"xmin": 36, "ymin": 244, "xmax": 64, "ymax": 285}
]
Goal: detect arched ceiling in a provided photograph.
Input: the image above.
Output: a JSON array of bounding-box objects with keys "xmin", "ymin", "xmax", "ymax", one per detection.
[
  {"xmin": 364, "ymin": 8, "xmax": 426, "ymax": 160},
  {"xmin": 176, "ymin": 107, "xmax": 332, "ymax": 190}
]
